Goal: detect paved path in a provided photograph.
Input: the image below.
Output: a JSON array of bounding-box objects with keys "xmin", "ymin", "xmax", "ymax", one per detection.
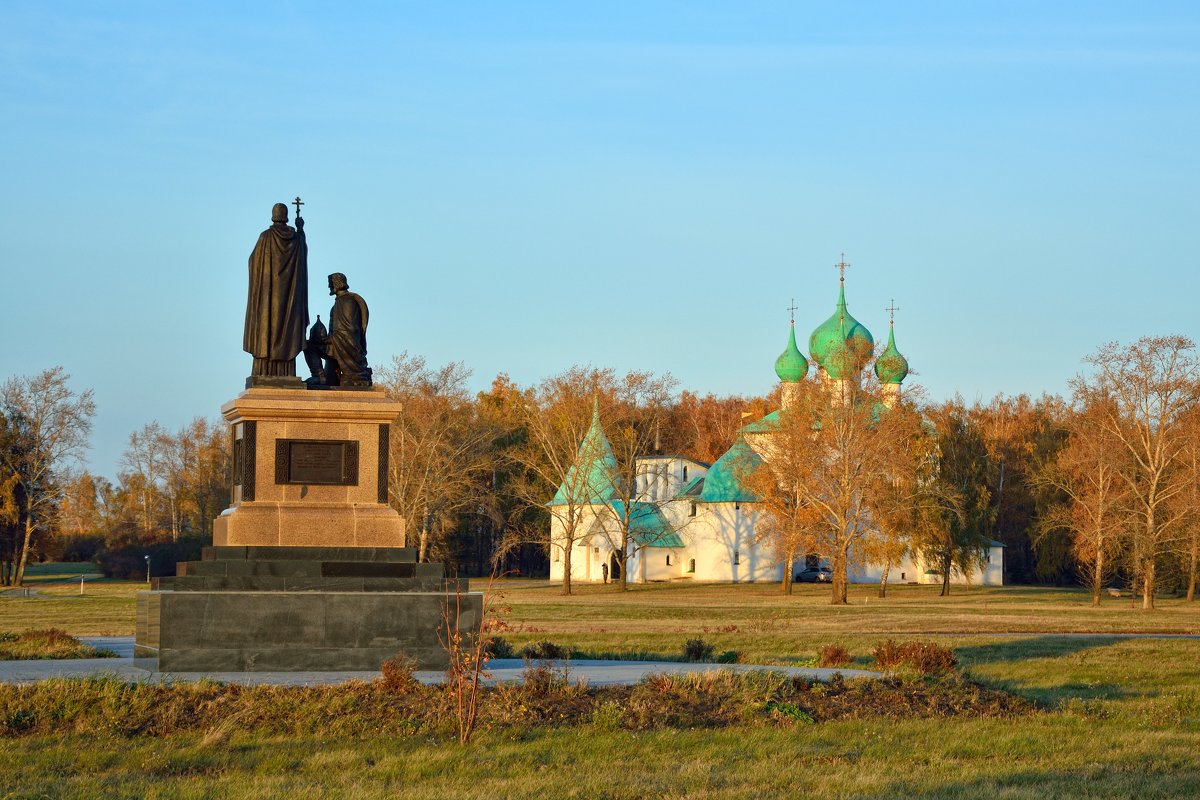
[{"xmin": 1, "ymin": 637, "xmax": 879, "ymax": 687}]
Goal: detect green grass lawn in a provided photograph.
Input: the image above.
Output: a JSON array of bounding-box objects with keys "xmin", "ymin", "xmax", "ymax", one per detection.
[{"xmin": 1, "ymin": 569, "xmax": 1198, "ymax": 797}]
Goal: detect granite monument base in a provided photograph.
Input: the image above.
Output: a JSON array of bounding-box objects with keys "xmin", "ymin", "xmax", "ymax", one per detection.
[
  {"xmin": 214, "ymin": 387, "xmax": 406, "ymax": 548},
  {"xmin": 135, "ymin": 546, "xmax": 479, "ymax": 671}
]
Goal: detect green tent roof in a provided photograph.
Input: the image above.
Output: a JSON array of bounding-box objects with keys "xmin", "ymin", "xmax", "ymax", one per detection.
[
  {"xmin": 740, "ymin": 410, "xmax": 780, "ymax": 434},
  {"xmin": 699, "ymin": 438, "xmax": 763, "ymax": 503},
  {"xmin": 610, "ymin": 501, "xmax": 683, "ymax": 548},
  {"xmin": 549, "ymin": 400, "xmax": 619, "ymax": 506}
]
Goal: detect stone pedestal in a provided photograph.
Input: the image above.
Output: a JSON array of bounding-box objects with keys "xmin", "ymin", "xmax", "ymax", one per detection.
[
  {"xmin": 213, "ymin": 387, "xmax": 405, "ymax": 547},
  {"xmin": 133, "ymin": 387, "xmax": 477, "ymax": 673},
  {"xmin": 136, "ymin": 546, "xmax": 480, "ymax": 671}
]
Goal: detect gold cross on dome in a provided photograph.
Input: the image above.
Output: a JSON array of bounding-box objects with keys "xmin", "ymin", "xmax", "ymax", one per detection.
[
  {"xmin": 886, "ymin": 299, "xmax": 900, "ymax": 323},
  {"xmin": 835, "ymin": 253, "xmax": 850, "ymax": 281},
  {"xmin": 787, "ymin": 298, "xmax": 797, "ymax": 324}
]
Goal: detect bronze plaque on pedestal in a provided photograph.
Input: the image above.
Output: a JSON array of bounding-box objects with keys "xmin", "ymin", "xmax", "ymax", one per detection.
[{"xmin": 275, "ymin": 439, "xmax": 359, "ymax": 485}]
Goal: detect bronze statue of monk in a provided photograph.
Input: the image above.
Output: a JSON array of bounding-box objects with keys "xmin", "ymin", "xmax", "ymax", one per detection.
[{"xmin": 244, "ymin": 201, "xmax": 308, "ymax": 381}]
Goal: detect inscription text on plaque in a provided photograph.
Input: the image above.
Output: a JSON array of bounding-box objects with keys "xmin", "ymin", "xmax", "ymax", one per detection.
[{"xmin": 275, "ymin": 439, "xmax": 360, "ymax": 486}]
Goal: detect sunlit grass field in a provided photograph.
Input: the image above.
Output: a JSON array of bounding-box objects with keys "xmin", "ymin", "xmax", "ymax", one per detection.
[{"xmin": 1, "ymin": 565, "xmax": 1198, "ymax": 798}]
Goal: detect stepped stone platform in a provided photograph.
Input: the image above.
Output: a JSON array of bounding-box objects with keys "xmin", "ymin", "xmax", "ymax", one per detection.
[{"xmin": 135, "ymin": 546, "xmax": 479, "ymax": 672}]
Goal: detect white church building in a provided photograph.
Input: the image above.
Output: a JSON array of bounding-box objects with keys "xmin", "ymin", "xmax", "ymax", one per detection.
[{"xmin": 548, "ymin": 271, "xmax": 1004, "ymax": 588}]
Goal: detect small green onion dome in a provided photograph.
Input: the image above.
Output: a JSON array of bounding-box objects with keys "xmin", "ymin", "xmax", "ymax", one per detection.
[
  {"xmin": 809, "ymin": 280, "xmax": 873, "ymax": 371},
  {"xmin": 874, "ymin": 323, "xmax": 909, "ymax": 384},
  {"xmin": 774, "ymin": 323, "xmax": 809, "ymax": 383}
]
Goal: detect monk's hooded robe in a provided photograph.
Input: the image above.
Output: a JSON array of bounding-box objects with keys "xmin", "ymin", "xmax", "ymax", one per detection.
[{"xmin": 244, "ymin": 221, "xmax": 308, "ymax": 374}]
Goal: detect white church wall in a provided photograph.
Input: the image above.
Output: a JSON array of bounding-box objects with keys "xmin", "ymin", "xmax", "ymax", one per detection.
[
  {"xmin": 635, "ymin": 456, "xmax": 709, "ymax": 502},
  {"xmin": 548, "ymin": 505, "xmax": 613, "ymax": 583},
  {"xmin": 549, "ymin": 501, "xmax": 1004, "ymax": 588},
  {"xmin": 630, "ymin": 547, "xmax": 684, "ymax": 582},
  {"xmin": 685, "ymin": 503, "xmax": 781, "ymax": 583}
]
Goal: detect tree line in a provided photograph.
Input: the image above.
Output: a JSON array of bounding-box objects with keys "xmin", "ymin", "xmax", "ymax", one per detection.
[{"xmin": 3, "ymin": 336, "xmax": 1199, "ymax": 606}]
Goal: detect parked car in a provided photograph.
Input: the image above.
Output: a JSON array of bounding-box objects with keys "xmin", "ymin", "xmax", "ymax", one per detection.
[{"xmin": 794, "ymin": 566, "xmax": 832, "ymax": 583}]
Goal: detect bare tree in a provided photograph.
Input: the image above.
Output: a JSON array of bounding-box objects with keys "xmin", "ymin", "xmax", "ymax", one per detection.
[
  {"xmin": 1035, "ymin": 394, "xmax": 1132, "ymax": 606},
  {"xmin": 593, "ymin": 371, "xmax": 681, "ymax": 590},
  {"xmin": 742, "ymin": 444, "xmax": 820, "ymax": 596},
  {"xmin": 1175, "ymin": 409, "xmax": 1200, "ymax": 602},
  {"xmin": 1076, "ymin": 337, "xmax": 1199, "ymax": 609},
  {"xmin": 511, "ymin": 367, "xmax": 617, "ymax": 596},
  {"xmin": 918, "ymin": 401, "xmax": 994, "ymax": 597},
  {"xmin": 864, "ymin": 399, "xmax": 935, "ymax": 599},
  {"xmin": 180, "ymin": 417, "xmax": 231, "ymax": 538},
  {"xmin": 746, "ymin": 373, "xmax": 918, "ymax": 605},
  {"xmin": 378, "ymin": 353, "xmax": 499, "ymax": 564},
  {"xmin": 0, "ymin": 367, "xmax": 95, "ymax": 586},
  {"xmin": 120, "ymin": 421, "xmax": 168, "ymax": 536}
]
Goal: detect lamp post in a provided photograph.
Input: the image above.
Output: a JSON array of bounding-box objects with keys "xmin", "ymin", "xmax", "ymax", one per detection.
[{"xmin": 144, "ymin": 554, "xmax": 150, "ymax": 586}]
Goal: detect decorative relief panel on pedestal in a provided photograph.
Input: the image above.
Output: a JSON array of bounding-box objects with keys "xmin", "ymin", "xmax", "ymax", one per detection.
[
  {"xmin": 241, "ymin": 421, "xmax": 257, "ymax": 501},
  {"xmin": 378, "ymin": 424, "xmax": 390, "ymax": 504}
]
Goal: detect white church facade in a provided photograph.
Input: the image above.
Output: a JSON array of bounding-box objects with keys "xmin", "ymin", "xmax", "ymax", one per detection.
[{"xmin": 548, "ymin": 270, "xmax": 1004, "ymax": 588}]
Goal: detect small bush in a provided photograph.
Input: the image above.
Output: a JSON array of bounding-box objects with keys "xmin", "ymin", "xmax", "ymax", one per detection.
[
  {"xmin": 682, "ymin": 638, "xmax": 715, "ymax": 662},
  {"xmin": 590, "ymin": 699, "xmax": 624, "ymax": 730},
  {"xmin": 765, "ymin": 700, "xmax": 816, "ymax": 725},
  {"xmin": 872, "ymin": 640, "xmax": 957, "ymax": 675},
  {"xmin": 520, "ymin": 640, "xmax": 569, "ymax": 661},
  {"xmin": 818, "ymin": 644, "xmax": 852, "ymax": 668},
  {"xmin": 52, "ymin": 534, "xmax": 105, "ymax": 563},
  {"xmin": 380, "ymin": 653, "xmax": 419, "ymax": 693},
  {"xmin": 716, "ymin": 650, "xmax": 743, "ymax": 664},
  {"xmin": 484, "ymin": 636, "xmax": 515, "ymax": 659}
]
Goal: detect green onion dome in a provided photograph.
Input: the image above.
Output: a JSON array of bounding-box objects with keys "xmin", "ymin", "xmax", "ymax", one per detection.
[
  {"xmin": 774, "ymin": 323, "xmax": 809, "ymax": 383},
  {"xmin": 874, "ymin": 322, "xmax": 909, "ymax": 385},
  {"xmin": 808, "ymin": 279, "xmax": 873, "ymax": 371}
]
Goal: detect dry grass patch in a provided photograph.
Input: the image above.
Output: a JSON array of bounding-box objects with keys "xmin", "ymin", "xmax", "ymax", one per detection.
[{"xmin": 0, "ymin": 629, "xmax": 115, "ymax": 661}]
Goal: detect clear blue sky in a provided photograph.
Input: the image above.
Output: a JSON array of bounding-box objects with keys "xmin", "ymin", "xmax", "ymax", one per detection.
[{"xmin": 3, "ymin": 2, "xmax": 1198, "ymax": 479}]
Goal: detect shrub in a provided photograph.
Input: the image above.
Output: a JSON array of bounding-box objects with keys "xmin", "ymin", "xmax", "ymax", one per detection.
[
  {"xmin": 716, "ymin": 650, "xmax": 743, "ymax": 664},
  {"xmin": 48, "ymin": 534, "xmax": 105, "ymax": 563},
  {"xmin": 872, "ymin": 640, "xmax": 957, "ymax": 675},
  {"xmin": 96, "ymin": 535, "xmax": 206, "ymax": 580},
  {"xmin": 520, "ymin": 640, "xmax": 569, "ymax": 661},
  {"xmin": 484, "ymin": 636, "xmax": 515, "ymax": 659},
  {"xmin": 818, "ymin": 644, "xmax": 852, "ymax": 668},
  {"xmin": 765, "ymin": 700, "xmax": 816, "ymax": 725},
  {"xmin": 380, "ymin": 653, "xmax": 419, "ymax": 693},
  {"xmin": 682, "ymin": 638, "xmax": 715, "ymax": 662}
]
